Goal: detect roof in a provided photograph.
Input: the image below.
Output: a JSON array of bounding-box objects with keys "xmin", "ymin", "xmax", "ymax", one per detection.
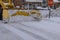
[
  {"xmin": 54, "ymin": 0, "xmax": 60, "ymax": 2},
  {"xmin": 26, "ymin": 0, "xmax": 60, "ymax": 2},
  {"xmin": 26, "ymin": 0, "xmax": 42, "ymax": 2}
]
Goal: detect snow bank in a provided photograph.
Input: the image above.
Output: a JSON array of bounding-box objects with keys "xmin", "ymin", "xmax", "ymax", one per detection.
[{"xmin": 51, "ymin": 7, "xmax": 60, "ymax": 17}]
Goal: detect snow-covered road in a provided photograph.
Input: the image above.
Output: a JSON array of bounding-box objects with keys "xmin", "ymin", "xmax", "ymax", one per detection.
[{"xmin": 0, "ymin": 17, "xmax": 60, "ymax": 40}]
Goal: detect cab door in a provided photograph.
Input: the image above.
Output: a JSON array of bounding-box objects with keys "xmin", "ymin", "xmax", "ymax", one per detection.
[{"xmin": 0, "ymin": 6, "xmax": 3, "ymax": 20}]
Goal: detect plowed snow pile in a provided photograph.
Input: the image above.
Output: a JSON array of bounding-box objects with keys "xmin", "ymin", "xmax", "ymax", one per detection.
[{"xmin": 51, "ymin": 7, "xmax": 60, "ymax": 17}]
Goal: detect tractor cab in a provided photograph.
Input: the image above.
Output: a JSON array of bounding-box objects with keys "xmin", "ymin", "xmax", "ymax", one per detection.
[{"xmin": 0, "ymin": 5, "xmax": 3, "ymax": 20}]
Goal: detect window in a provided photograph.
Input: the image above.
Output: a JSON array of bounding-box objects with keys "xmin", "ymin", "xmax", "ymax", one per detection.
[
  {"xmin": 42, "ymin": 0, "xmax": 47, "ymax": 8},
  {"xmin": 2, "ymin": 0, "xmax": 9, "ymax": 3}
]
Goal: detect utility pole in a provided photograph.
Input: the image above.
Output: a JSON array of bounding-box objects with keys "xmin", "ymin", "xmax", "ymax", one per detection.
[{"xmin": 48, "ymin": 6, "xmax": 51, "ymax": 18}]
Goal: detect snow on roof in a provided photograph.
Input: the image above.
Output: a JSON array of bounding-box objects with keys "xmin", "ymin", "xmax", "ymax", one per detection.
[
  {"xmin": 26, "ymin": 0, "xmax": 42, "ymax": 2},
  {"xmin": 26, "ymin": 0, "xmax": 60, "ymax": 2},
  {"xmin": 53, "ymin": 0, "xmax": 60, "ymax": 2}
]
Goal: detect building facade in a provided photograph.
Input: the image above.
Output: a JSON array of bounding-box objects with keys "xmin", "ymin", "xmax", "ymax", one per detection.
[
  {"xmin": 13, "ymin": 0, "xmax": 25, "ymax": 7},
  {"xmin": 1, "ymin": 0, "xmax": 60, "ymax": 9}
]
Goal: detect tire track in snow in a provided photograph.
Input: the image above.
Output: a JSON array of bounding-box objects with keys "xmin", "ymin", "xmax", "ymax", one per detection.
[
  {"xmin": 0, "ymin": 23, "xmax": 24, "ymax": 40},
  {"xmin": 5, "ymin": 19, "xmax": 60, "ymax": 40},
  {"xmin": 2, "ymin": 23, "xmax": 37, "ymax": 40},
  {"xmin": 8, "ymin": 24, "xmax": 47, "ymax": 40},
  {"xmin": 17, "ymin": 23, "xmax": 60, "ymax": 40},
  {"xmin": 12, "ymin": 22, "xmax": 60, "ymax": 40}
]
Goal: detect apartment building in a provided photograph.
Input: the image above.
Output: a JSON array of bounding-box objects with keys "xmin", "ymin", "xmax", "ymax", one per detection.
[
  {"xmin": 13, "ymin": 0, "xmax": 42, "ymax": 9},
  {"xmin": 2, "ymin": 0, "xmax": 60, "ymax": 9}
]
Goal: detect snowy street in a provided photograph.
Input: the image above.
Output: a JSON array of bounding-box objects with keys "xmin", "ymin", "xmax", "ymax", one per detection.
[
  {"xmin": 0, "ymin": 0, "xmax": 60, "ymax": 40},
  {"xmin": 0, "ymin": 17, "xmax": 60, "ymax": 40}
]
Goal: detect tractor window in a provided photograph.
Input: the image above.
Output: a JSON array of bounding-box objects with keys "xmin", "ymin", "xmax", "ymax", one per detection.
[{"xmin": 2, "ymin": 0, "xmax": 9, "ymax": 3}]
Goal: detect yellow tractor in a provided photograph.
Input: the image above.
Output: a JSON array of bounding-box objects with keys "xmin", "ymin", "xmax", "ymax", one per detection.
[
  {"xmin": 0, "ymin": 0, "xmax": 14, "ymax": 22},
  {"xmin": 0, "ymin": 0, "xmax": 42, "ymax": 23}
]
